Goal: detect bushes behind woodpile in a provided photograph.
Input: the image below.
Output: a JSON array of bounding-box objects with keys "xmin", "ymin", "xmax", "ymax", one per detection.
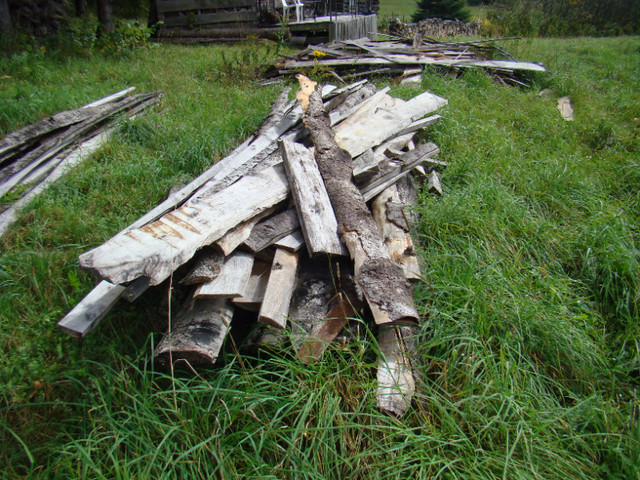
[
  {"xmin": 487, "ymin": 0, "xmax": 640, "ymax": 36},
  {"xmin": 387, "ymin": 17, "xmax": 481, "ymax": 38}
]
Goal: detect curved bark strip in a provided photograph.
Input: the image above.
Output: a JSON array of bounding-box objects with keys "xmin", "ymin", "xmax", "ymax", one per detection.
[{"xmin": 297, "ymin": 76, "xmax": 419, "ymax": 327}]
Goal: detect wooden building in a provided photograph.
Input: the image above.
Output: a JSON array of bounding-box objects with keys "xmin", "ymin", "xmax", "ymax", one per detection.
[{"xmin": 151, "ymin": 0, "xmax": 379, "ymax": 43}]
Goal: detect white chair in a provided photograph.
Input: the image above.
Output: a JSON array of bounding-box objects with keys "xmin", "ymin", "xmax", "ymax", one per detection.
[{"xmin": 281, "ymin": 0, "xmax": 304, "ymax": 23}]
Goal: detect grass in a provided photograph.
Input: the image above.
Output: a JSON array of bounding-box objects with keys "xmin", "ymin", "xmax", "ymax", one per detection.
[{"xmin": 1, "ymin": 35, "xmax": 640, "ymax": 479}]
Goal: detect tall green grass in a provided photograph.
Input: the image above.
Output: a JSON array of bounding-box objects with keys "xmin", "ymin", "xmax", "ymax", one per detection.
[{"xmin": 1, "ymin": 36, "xmax": 639, "ymax": 478}]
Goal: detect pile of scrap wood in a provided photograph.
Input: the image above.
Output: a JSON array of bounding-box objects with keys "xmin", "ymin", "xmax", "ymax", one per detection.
[
  {"xmin": 59, "ymin": 77, "xmax": 449, "ymax": 416},
  {"xmin": 271, "ymin": 37, "xmax": 545, "ymax": 86},
  {"xmin": 387, "ymin": 17, "xmax": 481, "ymax": 38},
  {"xmin": 0, "ymin": 88, "xmax": 162, "ymax": 236}
]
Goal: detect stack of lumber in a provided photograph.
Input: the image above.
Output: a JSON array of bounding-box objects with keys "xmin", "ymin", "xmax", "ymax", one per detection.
[
  {"xmin": 60, "ymin": 77, "xmax": 449, "ymax": 416},
  {"xmin": 272, "ymin": 37, "xmax": 545, "ymax": 86},
  {"xmin": 0, "ymin": 88, "xmax": 163, "ymax": 236}
]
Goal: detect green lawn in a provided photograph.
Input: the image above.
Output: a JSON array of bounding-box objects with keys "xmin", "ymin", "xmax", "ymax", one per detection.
[{"xmin": 1, "ymin": 36, "xmax": 639, "ymax": 479}]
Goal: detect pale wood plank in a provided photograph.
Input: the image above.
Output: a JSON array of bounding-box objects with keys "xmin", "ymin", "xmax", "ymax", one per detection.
[
  {"xmin": 81, "ymin": 87, "xmax": 136, "ymax": 108},
  {"xmin": 280, "ymin": 140, "xmax": 346, "ymax": 256},
  {"xmin": 215, "ymin": 206, "xmax": 276, "ymax": 256},
  {"xmin": 57, "ymin": 281, "xmax": 126, "ymax": 337},
  {"xmin": 194, "ymin": 250, "xmax": 254, "ymax": 298},
  {"xmin": 232, "ymin": 260, "xmax": 271, "ymax": 311},
  {"xmin": 273, "ymin": 230, "xmax": 306, "ymax": 252},
  {"xmin": 78, "ymin": 164, "xmax": 289, "ymax": 286},
  {"xmin": 258, "ymin": 248, "xmax": 299, "ymax": 329}
]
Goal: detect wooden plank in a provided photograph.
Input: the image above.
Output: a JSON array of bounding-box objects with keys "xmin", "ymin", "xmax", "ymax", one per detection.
[
  {"xmin": 395, "ymin": 114, "xmax": 441, "ymax": 136},
  {"xmin": 280, "ymin": 140, "xmax": 346, "ymax": 257},
  {"xmin": 161, "ymin": 11, "xmax": 257, "ymax": 28},
  {"xmin": 78, "ymin": 164, "xmax": 290, "ymax": 286},
  {"xmin": 156, "ymin": 0, "xmax": 255, "ymax": 14},
  {"xmin": 377, "ymin": 326, "xmax": 417, "ymax": 417},
  {"xmin": 243, "ymin": 208, "xmax": 300, "ymax": 253},
  {"xmin": 273, "ymin": 229, "xmax": 305, "ymax": 252},
  {"xmin": 122, "ymin": 277, "xmax": 151, "ymax": 302},
  {"xmin": 232, "ymin": 260, "xmax": 271, "ymax": 311},
  {"xmin": 258, "ymin": 248, "xmax": 299, "ymax": 329},
  {"xmin": 557, "ymin": 96, "xmax": 574, "ymax": 121},
  {"xmin": 154, "ymin": 297, "xmax": 233, "ymax": 367},
  {"xmin": 334, "ymin": 90, "xmax": 446, "ymax": 158},
  {"xmin": 427, "ymin": 170, "xmax": 443, "ymax": 196},
  {"xmin": 57, "ymin": 281, "xmax": 126, "ymax": 337},
  {"xmin": 81, "ymin": 87, "xmax": 135, "ymax": 108},
  {"xmin": 283, "ymin": 56, "xmax": 546, "ymax": 72},
  {"xmin": 215, "ymin": 206, "xmax": 276, "ymax": 256},
  {"xmin": 298, "ymin": 76, "xmax": 419, "ymax": 327},
  {"xmin": 194, "ymin": 250, "xmax": 254, "ymax": 298}
]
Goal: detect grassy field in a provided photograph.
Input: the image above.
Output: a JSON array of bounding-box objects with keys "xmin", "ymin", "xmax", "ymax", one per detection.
[{"xmin": 1, "ymin": 35, "xmax": 639, "ymax": 479}]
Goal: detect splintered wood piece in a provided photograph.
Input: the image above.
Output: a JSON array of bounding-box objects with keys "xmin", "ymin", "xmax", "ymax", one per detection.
[
  {"xmin": 280, "ymin": 140, "xmax": 346, "ymax": 257},
  {"xmin": 396, "ymin": 114, "xmax": 441, "ymax": 137},
  {"xmin": 258, "ymin": 248, "xmax": 299, "ymax": 329},
  {"xmin": 154, "ymin": 297, "xmax": 233, "ymax": 367},
  {"xmin": 353, "ymin": 149, "xmax": 380, "ymax": 183},
  {"xmin": 297, "ymin": 293, "xmax": 360, "ymax": 363},
  {"xmin": 372, "ymin": 185, "xmax": 421, "ymax": 281},
  {"xmin": 377, "ymin": 326, "xmax": 417, "ymax": 417},
  {"xmin": 81, "ymin": 86, "xmax": 136, "ymax": 108},
  {"xmin": 273, "ymin": 230, "xmax": 306, "ymax": 252},
  {"xmin": 180, "ymin": 249, "xmax": 224, "ymax": 286},
  {"xmin": 428, "ymin": 170, "xmax": 443, "ymax": 196},
  {"xmin": 194, "ymin": 251, "xmax": 254, "ymax": 298},
  {"xmin": 122, "ymin": 277, "xmax": 151, "ymax": 302},
  {"xmin": 57, "ymin": 281, "xmax": 126, "ymax": 337},
  {"xmin": 557, "ymin": 96, "xmax": 574, "ymax": 121},
  {"xmin": 215, "ymin": 206, "xmax": 276, "ymax": 256},
  {"xmin": 243, "ymin": 208, "xmax": 300, "ymax": 253},
  {"xmin": 255, "ymin": 87, "xmax": 292, "ymax": 139},
  {"xmin": 232, "ymin": 260, "xmax": 271, "ymax": 311},
  {"xmin": 298, "ymin": 80, "xmax": 419, "ymax": 327},
  {"xmin": 78, "ymin": 164, "xmax": 289, "ymax": 286}
]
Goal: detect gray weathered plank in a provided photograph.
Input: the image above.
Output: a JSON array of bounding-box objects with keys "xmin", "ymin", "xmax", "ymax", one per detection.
[
  {"xmin": 258, "ymin": 248, "xmax": 299, "ymax": 329},
  {"xmin": 243, "ymin": 208, "xmax": 300, "ymax": 253},
  {"xmin": 194, "ymin": 250, "xmax": 254, "ymax": 298},
  {"xmin": 273, "ymin": 230, "xmax": 306, "ymax": 252},
  {"xmin": 280, "ymin": 140, "xmax": 346, "ymax": 256},
  {"xmin": 57, "ymin": 281, "xmax": 126, "ymax": 337},
  {"xmin": 79, "ymin": 164, "xmax": 289, "ymax": 286},
  {"xmin": 232, "ymin": 260, "xmax": 271, "ymax": 311}
]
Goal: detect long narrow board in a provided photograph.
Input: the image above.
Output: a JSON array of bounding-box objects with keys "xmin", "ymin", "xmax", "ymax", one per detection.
[
  {"xmin": 377, "ymin": 326, "xmax": 417, "ymax": 417},
  {"xmin": 258, "ymin": 248, "xmax": 299, "ymax": 329},
  {"xmin": 280, "ymin": 140, "xmax": 346, "ymax": 256}
]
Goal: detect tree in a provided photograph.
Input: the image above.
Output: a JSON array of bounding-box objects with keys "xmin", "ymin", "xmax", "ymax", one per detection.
[
  {"xmin": 97, "ymin": 0, "xmax": 115, "ymax": 36},
  {"xmin": 76, "ymin": 0, "xmax": 87, "ymax": 17},
  {"xmin": 0, "ymin": 0, "xmax": 12, "ymax": 37},
  {"xmin": 412, "ymin": 0, "xmax": 471, "ymax": 22}
]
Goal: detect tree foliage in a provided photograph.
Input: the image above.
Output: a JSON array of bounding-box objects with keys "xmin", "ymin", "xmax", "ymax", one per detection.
[
  {"xmin": 412, "ymin": 0, "xmax": 471, "ymax": 22},
  {"xmin": 488, "ymin": 0, "xmax": 640, "ymax": 36}
]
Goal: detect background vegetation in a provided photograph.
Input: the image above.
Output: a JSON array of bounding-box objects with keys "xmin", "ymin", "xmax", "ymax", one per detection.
[{"xmin": 1, "ymin": 2, "xmax": 639, "ymax": 479}]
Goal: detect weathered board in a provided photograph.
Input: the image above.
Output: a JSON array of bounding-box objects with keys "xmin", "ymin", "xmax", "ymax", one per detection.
[
  {"xmin": 377, "ymin": 326, "xmax": 417, "ymax": 417},
  {"xmin": 280, "ymin": 140, "xmax": 346, "ymax": 257},
  {"xmin": 243, "ymin": 208, "xmax": 300, "ymax": 253},
  {"xmin": 258, "ymin": 248, "xmax": 299, "ymax": 329},
  {"xmin": 194, "ymin": 250, "xmax": 254, "ymax": 298},
  {"xmin": 79, "ymin": 164, "xmax": 289, "ymax": 286}
]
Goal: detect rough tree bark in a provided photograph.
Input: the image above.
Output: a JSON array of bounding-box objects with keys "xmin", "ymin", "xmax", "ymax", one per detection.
[
  {"xmin": 0, "ymin": 0, "xmax": 12, "ymax": 37},
  {"xmin": 75, "ymin": 0, "xmax": 87, "ymax": 17},
  {"xmin": 97, "ymin": 0, "xmax": 115, "ymax": 36},
  {"xmin": 296, "ymin": 75, "xmax": 419, "ymax": 327}
]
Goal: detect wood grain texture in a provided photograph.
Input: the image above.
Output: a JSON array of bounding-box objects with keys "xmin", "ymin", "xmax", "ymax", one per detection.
[
  {"xmin": 273, "ymin": 230, "xmax": 306, "ymax": 252},
  {"xmin": 258, "ymin": 248, "xmax": 299, "ymax": 329},
  {"xmin": 180, "ymin": 248, "xmax": 224, "ymax": 286},
  {"xmin": 154, "ymin": 297, "xmax": 233, "ymax": 367},
  {"xmin": 232, "ymin": 260, "xmax": 271, "ymax": 311},
  {"xmin": 79, "ymin": 164, "xmax": 289, "ymax": 286},
  {"xmin": 194, "ymin": 250, "xmax": 254, "ymax": 298},
  {"xmin": 215, "ymin": 206, "xmax": 275, "ymax": 256},
  {"xmin": 280, "ymin": 140, "xmax": 346, "ymax": 257}
]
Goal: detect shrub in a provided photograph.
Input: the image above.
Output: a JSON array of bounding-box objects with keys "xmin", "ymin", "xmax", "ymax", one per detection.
[{"xmin": 412, "ymin": 0, "xmax": 471, "ymax": 22}]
